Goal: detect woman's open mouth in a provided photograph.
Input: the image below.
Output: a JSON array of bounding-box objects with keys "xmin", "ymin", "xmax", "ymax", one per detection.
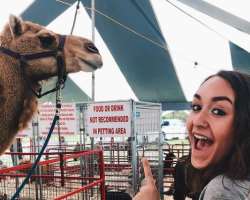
[{"xmin": 193, "ymin": 134, "xmax": 213, "ymax": 150}]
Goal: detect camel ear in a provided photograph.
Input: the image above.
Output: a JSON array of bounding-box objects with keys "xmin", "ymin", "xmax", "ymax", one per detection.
[{"xmin": 9, "ymin": 15, "xmax": 23, "ymax": 37}]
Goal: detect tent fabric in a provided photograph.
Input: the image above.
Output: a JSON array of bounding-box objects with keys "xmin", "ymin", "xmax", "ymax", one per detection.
[
  {"xmin": 38, "ymin": 77, "xmax": 90, "ymax": 103},
  {"xmin": 14, "ymin": 0, "xmax": 250, "ymax": 110}
]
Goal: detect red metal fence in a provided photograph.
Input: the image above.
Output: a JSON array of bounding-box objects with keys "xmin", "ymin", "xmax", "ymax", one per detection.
[{"xmin": 0, "ymin": 149, "xmax": 105, "ymax": 200}]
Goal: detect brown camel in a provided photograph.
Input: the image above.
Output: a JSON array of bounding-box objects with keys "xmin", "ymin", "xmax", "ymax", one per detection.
[{"xmin": 0, "ymin": 15, "xmax": 102, "ymax": 154}]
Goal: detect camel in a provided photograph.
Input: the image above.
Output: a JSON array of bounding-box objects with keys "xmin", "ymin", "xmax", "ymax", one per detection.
[{"xmin": 0, "ymin": 15, "xmax": 102, "ymax": 154}]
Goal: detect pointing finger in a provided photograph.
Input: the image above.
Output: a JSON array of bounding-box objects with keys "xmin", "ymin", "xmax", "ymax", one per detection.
[{"xmin": 141, "ymin": 158, "xmax": 153, "ymax": 178}]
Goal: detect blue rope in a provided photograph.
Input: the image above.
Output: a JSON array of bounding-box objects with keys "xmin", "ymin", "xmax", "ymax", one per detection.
[{"xmin": 11, "ymin": 115, "xmax": 59, "ymax": 200}]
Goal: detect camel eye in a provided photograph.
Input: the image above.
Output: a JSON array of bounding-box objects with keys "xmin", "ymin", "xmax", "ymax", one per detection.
[{"xmin": 38, "ymin": 35, "xmax": 56, "ymax": 48}]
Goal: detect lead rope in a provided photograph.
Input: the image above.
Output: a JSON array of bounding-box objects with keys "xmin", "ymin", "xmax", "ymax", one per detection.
[
  {"xmin": 10, "ymin": 2, "xmax": 80, "ymax": 198},
  {"xmin": 11, "ymin": 85, "xmax": 63, "ymax": 200}
]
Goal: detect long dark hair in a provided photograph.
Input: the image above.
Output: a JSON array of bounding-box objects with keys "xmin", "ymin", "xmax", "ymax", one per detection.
[{"xmin": 203, "ymin": 70, "xmax": 250, "ymax": 180}]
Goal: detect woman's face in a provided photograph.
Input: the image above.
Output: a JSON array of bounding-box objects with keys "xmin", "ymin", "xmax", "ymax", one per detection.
[{"xmin": 186, "ymin": 76, "xmax": 235, "ymax": 169}]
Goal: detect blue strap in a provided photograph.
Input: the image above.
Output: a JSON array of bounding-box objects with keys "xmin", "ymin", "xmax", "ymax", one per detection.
[{"xmin": 11, "ymin": 115, "xmax": 59, "ymax": 200}]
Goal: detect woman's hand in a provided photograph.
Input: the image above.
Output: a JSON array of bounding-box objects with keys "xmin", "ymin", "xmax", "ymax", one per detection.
[{"xmin": 133, "ymin": 158, "xmax": 160, "ymax": 200}]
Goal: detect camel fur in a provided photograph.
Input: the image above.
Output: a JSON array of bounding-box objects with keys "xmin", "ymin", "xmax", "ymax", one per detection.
[{"xmin": 0, "ymin": 15, "xmax": 102, "ymax": 154}]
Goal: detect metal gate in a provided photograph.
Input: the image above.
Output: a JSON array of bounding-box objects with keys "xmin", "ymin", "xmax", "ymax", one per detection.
[
  {"xmin": 81, "ymin": 100, "xmax": 163, "ymax": 198},
  {"xmin": 0, "ymin": 149, "xmax": 105, "ymax": 200}
]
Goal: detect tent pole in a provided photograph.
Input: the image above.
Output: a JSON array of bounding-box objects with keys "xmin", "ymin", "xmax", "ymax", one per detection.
[{"xmin": 91, "ymin": 0, "xmax": 95, "ymax": 102}]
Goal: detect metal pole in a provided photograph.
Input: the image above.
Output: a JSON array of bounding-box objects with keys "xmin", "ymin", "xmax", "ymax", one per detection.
[
  {"xmin": 91, "ymin": 0, "xmax": 95, "ymax": 102},
  {"xmin": 99, "ymin": 150, "xmax": 106, "ymax": 200},
  {"xmin": 158, "ymin": 132, "xmax": 164, "ymax": 200},
  {"xmin": 13, "ymin": 140, "xmax": 19, "ymax": 197},
  {"xmin": 79, "ymin": 104, "xmax": 86, "ymax": 200},
  {"xmin": 91, "ymin": 2, "xmax": 96, "ymax": 197},
  {"xmin": 32, "ymin": 116, "xmax": 42, "ymax": 200},
  {"xmin": 79, "ymin": 105, "xmax": 85, "ymax": 150},
  {"xmin": 90, "ymin": 0, "xmax": 96, "ymax": 148},
  {"xmin": 79, "ymin": 104, "xmax": 86, "ymax": 150},
  {"xmin": 131, "ymin": 100, "xmax": 138, "ymax": 195}
]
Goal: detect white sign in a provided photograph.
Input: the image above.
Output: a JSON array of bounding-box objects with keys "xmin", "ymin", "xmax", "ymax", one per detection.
[
  {"xmin": 38, "ymin": 103, "xmax": 77, "ymax": 135},
  {"xmin": 135, "ymin": 107, "xmax": 161, "ymax": 135},
  {"xmin": 86, "ymin": 101, "xmax": 132, "ymax": 137}
]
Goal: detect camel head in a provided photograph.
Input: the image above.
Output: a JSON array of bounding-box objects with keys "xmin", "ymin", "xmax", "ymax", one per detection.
[
  {"xmin": 3, "ymin": 15, "xmax": 102, "ymax": 81},
  {"xmin": 0, "ymin": 15, "xmax": 103, "ymax": 154}
]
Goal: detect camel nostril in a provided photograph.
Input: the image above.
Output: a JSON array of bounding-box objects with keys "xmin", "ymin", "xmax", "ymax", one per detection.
[{"xmin": 85, "ymin": 43, "xmax": 99, "ymax": 54}]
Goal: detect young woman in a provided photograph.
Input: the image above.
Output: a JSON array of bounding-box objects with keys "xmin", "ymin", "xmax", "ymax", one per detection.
[
  {"xmin": 187, "ymin": 70, "xmax": 250, "ymax": 199},
  {"xmin": 133, "ymin": 70, "xmax": 250, "ymax": 200}
]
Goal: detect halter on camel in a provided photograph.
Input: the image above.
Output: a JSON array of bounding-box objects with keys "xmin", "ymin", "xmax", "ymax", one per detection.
[
  {"xmin": 0, "ymin": 35, "xmax": 67, "ymax": 97},
  {"xmin": 0, "ymin": 35, "xmax": 98, "ymax": 98},
  {"xmin": 0, "ymin": 33, "xmax": 99, "ymax": 97}
]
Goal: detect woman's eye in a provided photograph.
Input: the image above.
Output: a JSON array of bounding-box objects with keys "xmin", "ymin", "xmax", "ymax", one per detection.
[
  {"xmin": 211, "ymin": 108, "xmax": 226, "ymax": 116},
  {"xmin": 191, "ymin": 104, "xmax": 201, "ymax": 112}
]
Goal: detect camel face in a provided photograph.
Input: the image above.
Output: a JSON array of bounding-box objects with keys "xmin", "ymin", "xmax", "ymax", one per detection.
[
  {"xmin": 0, "ymin": 15, "xmax": 103, "ymax": 154},
  {"xmin": 6, "ymin": 15, "xmax": 102, "ymax": 81}
]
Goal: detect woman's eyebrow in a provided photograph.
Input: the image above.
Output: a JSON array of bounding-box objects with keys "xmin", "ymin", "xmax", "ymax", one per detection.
[
  {"xmin": 193, "ymin": 94, "xmax": 233, "ymax": 104},
  {"xmin": 194, "ymin": 94, "xmax": 201, "ymax": 100},
  {"xmin": 212, "ymin": 96, "xmax": 233, "ymax": 104}
]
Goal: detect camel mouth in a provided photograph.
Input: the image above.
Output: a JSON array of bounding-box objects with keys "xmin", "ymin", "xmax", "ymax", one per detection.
[
  {"xmin": 84, "ymin": 60, "xmax": 98, "ymax": 70},
  {"xmin": 78, "ymin": 57, "xmax": 102, "ymax": 71}
]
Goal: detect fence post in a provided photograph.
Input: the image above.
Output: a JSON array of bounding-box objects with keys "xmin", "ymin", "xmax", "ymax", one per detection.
[
  {"xmin": 79, "ymin": 104, "xmax": 86, "ymax": 200},
  {"xmin": 99, "ymin": 150, "xmax": 106, "ymax": 200},
  {"xmin": 131, "ymin": 100, "xmax": 139, "ymax": 195},
  {"xmin": 32, "ymin": 116, "xmax": 42, "ymax": 200},
  {"xmin": 158, "ymin": 132, "xmax": 164, "ymax": 200}
]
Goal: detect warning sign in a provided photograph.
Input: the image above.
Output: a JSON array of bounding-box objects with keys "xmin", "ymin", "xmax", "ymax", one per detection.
[
  {"xmin": 86, "ymin": 101, "xmax": 132, "ymax": 137},
  {"xmin": 38, "ymin": 103, "xmax": 77, "ymax": 135}
]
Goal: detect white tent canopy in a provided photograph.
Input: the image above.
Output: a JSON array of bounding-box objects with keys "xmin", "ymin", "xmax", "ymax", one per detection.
[{"xmin": 0, "ymin": 0, "xmax": 249, "ymax": 106}]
